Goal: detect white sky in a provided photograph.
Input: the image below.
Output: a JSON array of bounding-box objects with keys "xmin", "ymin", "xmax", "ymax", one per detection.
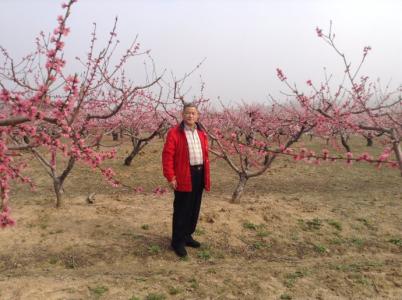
[{"xmin": 1, "ymin": 0, "xmax": 401, "ymax": 104}]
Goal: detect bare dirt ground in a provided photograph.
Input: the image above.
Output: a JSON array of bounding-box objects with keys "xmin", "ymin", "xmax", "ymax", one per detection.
[{"xmin": 1, "ymin": 138, "xmax": 402, "ymax": 299}]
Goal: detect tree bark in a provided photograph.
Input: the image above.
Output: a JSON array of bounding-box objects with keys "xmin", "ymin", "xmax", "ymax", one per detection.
[
  {"xmin": 53, "ymin": 178, "xmax": 63, "ymax": 208},
  {"xmin": 389, "ymin": 130, "xmax": 402, "ymax": 177},
  {"xmin": 124, "ymin": 137, "xmax": 144, "ymax": 166},
  {"xmin": 54, "ymin": 157, "xmax": 75, "ymax": 207},
  {"xmin": 391, "ymin": 141, "xmax": 402, "ymax": 177},
  {"xmin": 231, "ymin": 173, "xmax": 248, "ymax": 203},
  {"xmin": 124, "ymin": 146, "xmax": 140, "ymax": 166},
  {"xmin": 340, "ymin": 133, "xmax": 351, "ymax": 152}
]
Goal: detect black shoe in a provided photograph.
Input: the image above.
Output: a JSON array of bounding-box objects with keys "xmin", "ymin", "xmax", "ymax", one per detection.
[
  {"xmin": 185, "ymin": 237, "xmax": 201, "ymax": 248},
  {"xmin": 172, "ymin": 244, "xmax": 187, "ymax": 257}
]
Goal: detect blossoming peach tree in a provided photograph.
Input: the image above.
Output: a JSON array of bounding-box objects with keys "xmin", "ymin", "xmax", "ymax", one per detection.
[
  {"xmin": 203, "ymin": 102, "xmax": 316, "ymax": 202},
  {"xmin": 201, "ymin": 25, "xmax": 400, "ymax": 202},
  {"xmin": 278, "ymin": 24, "xmax": 401, "ymax": 175},
  {"xmin": 0, "ymin": 0, "xmax": 161, "ymax": 226}
]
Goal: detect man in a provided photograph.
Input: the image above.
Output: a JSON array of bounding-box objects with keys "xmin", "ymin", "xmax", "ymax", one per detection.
[{"xmin": 162, "ymin": 103, "xmax": 211, "ymax": 257}]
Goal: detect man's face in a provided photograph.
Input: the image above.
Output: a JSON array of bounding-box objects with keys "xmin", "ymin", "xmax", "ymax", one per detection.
[{"xmin": 182, "ymin": 107, "xmax": 199, "ymax": 127}]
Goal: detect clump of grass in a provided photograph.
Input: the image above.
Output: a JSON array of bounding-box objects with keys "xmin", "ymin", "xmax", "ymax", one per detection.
[
  {"xmin": 243, "ymin": 221, "xmax": 258, "ymax": 230},
  {"xmin": 39, "ymin": 223, "xmax": 48, "ymax": 230},
  {"xmin": 388, "ymin": 238, "xmax": 402, "ymax": 246},
  {"xmin": 356, "ymin": 218, "xmax": 376, "ymax": 230},
  {"xmin": 284, "ymin": 271, "xmax": 305, "ymax": 288},
  {"xmin": 306, "ymin": 218, "xmax": 322, "ymax": 230},
  {"xmin": 189, "ymin": 277, "xmax": 199, "ymax": 289},
  {"xmin": 197, "ymin": 249, "xmax": 211, "ymax": 260},
  {"xmin": 194, "ymin": 227, "xmax": 205, "ymax": 236},
  {"xmin": 49, "ymin": 256, "xmax": 58, "ymax": 265},
  {"xmin": 327, "ymin": 219, "xmax": 342, "ymax": 231},
  {"xmin": 179, "ymin": 255, "xmax": 189, "ymax": 262},
  {"xmin": 349, "ymin": 237, "xmax": 365, "ymax": 247},
  {"xmin": 168, "ymin": 286, "xmax": 180, "ymax": 295},
  {"xmin": 198, "ymin": 244, "xmax": 215, "ymax": 260},
  {"xmin": 329, "ymin": 237, "xmax": 343, "ymax": 245},
  {"xmin": 243, "ymin": 221, "xmax": 269, "ymax": 240},
  {"xmin": 256, "ymin": 229, "xmax": 270, "ymax": 237},
  {"xmin": 88, "ymin": 285, "xmax": 108, "ymax": 298},
  {"xmin": 64, "ymin": 255, "xmax": 77, "ymax": 269},
  {"xmin": 313, "ymin": 244, "xmax": 327, "ymax": 254},
  {"xmin": 252, "ymin": 241, "xmax": 270, "ymax": 250},
  {"xmin": 349, "ymin": 273, "xmax": 370, "ymax": 285},
  {"xmin": 145, "ymin": 293, "xmax": 166, "ymax": 300},
  {"xmin": 135, "ymin": 277, "xmax": 147, "ymax": 282},
  {"xmin": 121, "ymin": 232, "xmax": 141, "ymax": 240},
  {"xmin": 148, "ymin": 245, "xmax": 161, "ymax": 255},
  {"xmin": 298, "ymin": 218, "xmax": 322, "ymax": 230},
  {"xmin": 333, "ymin": 260, "xmax": 384, "ymax": 272}
]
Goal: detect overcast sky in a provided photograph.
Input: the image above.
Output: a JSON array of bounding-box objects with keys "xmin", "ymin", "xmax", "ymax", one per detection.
[{"xmin": 1, "ymin": 0, "xmax": 401, "ymax": 104}]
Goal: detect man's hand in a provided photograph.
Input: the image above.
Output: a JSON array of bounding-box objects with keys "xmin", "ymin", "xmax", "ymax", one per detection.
[{"xmin": 169, "ymin": 179, "xmax": 177, "ymax": 190}]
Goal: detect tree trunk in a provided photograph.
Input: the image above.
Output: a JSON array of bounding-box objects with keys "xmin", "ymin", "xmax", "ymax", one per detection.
[
  {"xmin": 112, "ymin": 131, "xmax": 119, "ymax": 141},
  {"xmin": 54, "ymin": 157, "xmax": 75, "ymax": 208},
  {"xmin": 391, "ymin": 141, "xmax": 402, "ymax": 177},
  {"xmin": 124, "ymin": 148, "xmax": 140, "ymax": 166},
  {"xmin": 231, "ymin": 173, "xmax": 248, "ymax": 203},
  {"xmin": 366, "ymin": 137, "xmax": 373, "ymax": 147},
  {"xmin": 340, "ymin": 134, "xmax": 351, "ymax": 153},
  {"xmin": 124, "ymin": 140, "xmax": 142, "ymax": 166},
  {"xmin": 53, "ymin": 178, "xmax": 63, "ymax": 208}
]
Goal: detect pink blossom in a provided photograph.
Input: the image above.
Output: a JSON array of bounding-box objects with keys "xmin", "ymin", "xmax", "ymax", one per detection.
[
  {"xmin": 47, "ymin": 49, "xmax": 57, "ymax": 58},
  {"xmin": 55, "ymin": 41, "xmax": 65, "ymax": 50},
  {"xmin": 153, "ymin": 187, "xmax": 167, "ymax": 196},
  {"xmin": 133, "ymin": 187, "xmax": 144, "ymax": 193},
  {"xmin": 276, "ymin": 68, "xmax": 287, "ymax": 81},
  {"xmin": 322, "ymin": 149, "xmax": 329, "ymax": 160},
  {"xmin": 346, "ymin": 152, "xmax": 353, "ymax": 165},
  {"xmin": 0, "ymin": 207, "xmax": 15, "ymax": 229},
  {"xmin": 62, "ymin": 27, "xmax": 70, "ymax": 36}
]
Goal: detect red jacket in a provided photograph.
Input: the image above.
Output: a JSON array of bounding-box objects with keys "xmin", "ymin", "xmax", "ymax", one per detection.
[{"xmin": 162, "ymin": 122, "xmax": 211, "ymax": 192}]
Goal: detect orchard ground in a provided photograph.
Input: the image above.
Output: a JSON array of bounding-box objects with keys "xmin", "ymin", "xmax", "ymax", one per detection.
[{"xmin": 1, "ymin": 137, "xmax": 402, "ymax": 300}]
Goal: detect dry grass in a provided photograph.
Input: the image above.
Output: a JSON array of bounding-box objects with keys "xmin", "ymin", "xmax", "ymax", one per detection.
[{"xmin": 1, "ymin": 136, "xmax": 402, "ymax": 299}]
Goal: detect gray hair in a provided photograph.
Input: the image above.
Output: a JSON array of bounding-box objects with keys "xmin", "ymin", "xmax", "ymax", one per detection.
[{"xmin": 182, "ymin": 102, "xmax": 198, "ymax": 112}]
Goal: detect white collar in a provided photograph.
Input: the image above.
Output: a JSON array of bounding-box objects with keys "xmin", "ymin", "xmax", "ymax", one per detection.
[{"xmin": 184, "ymin": 124, "xmax": 197, "ymax": 132}]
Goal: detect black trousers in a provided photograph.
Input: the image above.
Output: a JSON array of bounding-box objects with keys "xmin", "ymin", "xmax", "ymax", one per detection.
[{"xmin": 171, "ymin": 166, "xmax": 204, "ymax": 247}]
